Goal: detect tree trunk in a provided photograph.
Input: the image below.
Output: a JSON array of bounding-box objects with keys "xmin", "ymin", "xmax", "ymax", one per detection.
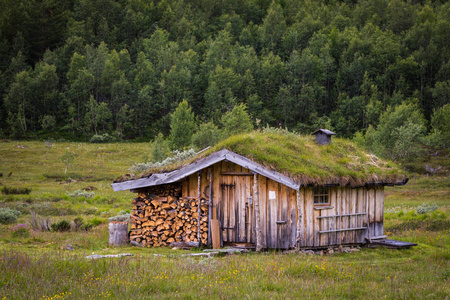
[{"xmin": 109, "ymin": 221, "xmax": 129, "ymax": 246}]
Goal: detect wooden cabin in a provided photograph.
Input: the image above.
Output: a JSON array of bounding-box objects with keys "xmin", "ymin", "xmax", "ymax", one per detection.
[{"xmin": 112, "ymin": 132, "xmax": 407, "ymax": 250}]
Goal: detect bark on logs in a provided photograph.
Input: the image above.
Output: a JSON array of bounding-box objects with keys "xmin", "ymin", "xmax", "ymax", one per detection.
[{"xmin": 129, "ymin": 185, "xmax": 209, "ymax": 247}]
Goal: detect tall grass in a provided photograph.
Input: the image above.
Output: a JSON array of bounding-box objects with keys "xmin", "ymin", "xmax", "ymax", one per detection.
[
  {"xmin": 0, "ymin": 244, "xmax": 448, "ymax": 299},
  {"xmin": 0, "ymin": 141, "xmax": 448, "ymax": 299}
]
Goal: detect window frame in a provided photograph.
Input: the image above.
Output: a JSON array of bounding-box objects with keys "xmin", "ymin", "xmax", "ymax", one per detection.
[{"xmin": 313, "ymin": 186, "xmax": 330, "ymax": 206}]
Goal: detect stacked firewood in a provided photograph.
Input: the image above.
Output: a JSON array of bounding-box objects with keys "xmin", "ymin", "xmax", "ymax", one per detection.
[{"xmin": 130, "ymin": 193, "xmax": 209, "ymax": 247}]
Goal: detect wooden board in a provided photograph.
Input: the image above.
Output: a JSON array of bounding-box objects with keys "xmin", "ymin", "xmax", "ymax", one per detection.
[
  {"xmin": 297, "ymin": 189, "xmax": 305, "ymax": 247},
  {"xmin": 336, "ymin": 187, "xmax": 341, "ymax": 245},
  {"xmin": 375, "ymin": 187, "xmax": 384, "ymax": 237},
  {"xmin": 259, "ymin": 175, "xmax": 267, "ymax": 248},
  {"xmin": 211, "ymin": 219, "xmax": 220, "ymax": 249},
  {"xmin": 237, "ymin": 176, "xmax": 246, "ymax": 242},
  {"xmin": 245, "ymin": 175, "xmax": 254, "ymax": 244},
  {"xmin": 304, "ymin": 188, "xmax": 314, "ymax": 247},
  {"xmin": 213, "ymin": 164, "xmax": 221, "ymax": 208},
  {"xmin": 283, "ymin": 185, "xmax": 290, "ymax": 249},
  {"xmin": 289, "ymin": 188, "xmax": 297, "ymax": 248},
  {"xmin": 182, "ymin": 180, "xmax": 189, "ymax": 197},
  {"xmin": 320, "ymin": 202, "xmax": 329, "ymax": 247},
  {"xmin": 356, "ymin": 188, "xmax": 365, "ymax": 243},
  {"xmin": 313, "ymin": 208, "xmax": 320, "ymax": 247},
  {"xmin": 267, "ymin": 179, "xmax": 278, "ymax": 248},
  {"xmin": 368, "ymin": 188, "xmax": 375, "ymax": 238},
  {"xmin": 350, "ymin": 188, "xmax": 357, "ymax": 244},
  {"xmin": 342, "ymin": 188, "xmax": 349, "ymax": 244},
  {"xmin": 329, "ymin": 188, "xmax": 337, "ymax": 245}
]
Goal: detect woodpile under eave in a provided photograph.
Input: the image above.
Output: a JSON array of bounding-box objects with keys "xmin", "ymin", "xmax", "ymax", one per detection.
[{"xmin": 130, "ymin": 192, "xmax": 209, "ymax": 247}]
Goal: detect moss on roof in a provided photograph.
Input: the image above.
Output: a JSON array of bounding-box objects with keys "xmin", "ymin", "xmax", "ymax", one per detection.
[{"xmin": 121, "ymin": 130, "xmax": 407, "ymax": 186}]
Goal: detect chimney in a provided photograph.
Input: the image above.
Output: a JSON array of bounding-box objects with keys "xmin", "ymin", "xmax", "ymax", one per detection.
[{"xmin": 311, "ymin": 129, "xmax": 335, "ymax": 145}]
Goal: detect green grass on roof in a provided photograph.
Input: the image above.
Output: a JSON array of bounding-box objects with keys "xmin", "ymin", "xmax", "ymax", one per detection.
[{"xmin": 132, "ymin": 130, "xmax": 406, "ymax": 186}]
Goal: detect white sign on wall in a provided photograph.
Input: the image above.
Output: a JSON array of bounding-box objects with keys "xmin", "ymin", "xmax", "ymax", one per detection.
[{"xmin": 269, "ymin": 191, "xmax": 276, "ymax": 200}]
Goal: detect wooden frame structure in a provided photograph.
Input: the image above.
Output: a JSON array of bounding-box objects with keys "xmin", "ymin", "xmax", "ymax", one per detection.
[{"xmin": 112, "ymin": 149, "xmax": 406, "ymax": 250}]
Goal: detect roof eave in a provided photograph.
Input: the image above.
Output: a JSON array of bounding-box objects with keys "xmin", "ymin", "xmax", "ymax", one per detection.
[{"xmin": 111, "ymin": 149, "xmax": 301, "ymax": 192}]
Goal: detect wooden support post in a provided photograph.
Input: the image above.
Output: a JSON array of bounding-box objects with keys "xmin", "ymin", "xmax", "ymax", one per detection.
[
  {"xmin": 253, "ymin": 173, "xmax": 262, "ymax": 252},
  {"xmin": 207, "ymin": 168, "xmax": 213, "ymax": 246},
  {"xmin": 197, "ymin": 171, "xmax": 202, "ymax": 246}
]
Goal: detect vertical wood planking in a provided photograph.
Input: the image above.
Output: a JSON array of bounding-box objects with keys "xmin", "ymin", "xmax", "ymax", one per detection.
[
  {"xmin": 380, "ymin": 188, "xmax": 385, "ymax": 237},
  {"xmin": 350, "ymin": 188, "xmax": 357, "ymax": 244},
  {"xmin": 336, "ymin": 187, "xmax": 341, "ymax": 245},
  {"xmin": 259, "ymin": 175, "xmax": 267, "ymax": 248},
  {"xmin": 329, "ymin": 188, "xmax": 337, "ymax": 245},
  {"xmin": 281, "ymin": 185, "xmax": 289, "ymax": 249},
  {"xmin": 189, "ymin": 174, "xmax": 197, "ymax": 197},
  {"xmin": 356, "ymin": 188, "xmax": 365, "ymax": 243},
  {"xmin": 213, "ymin": 164, "xmax": 220, "ymax": 213},
  {"xmin": 375, "ymin": 187, "xmax": 384, "ymax": 237},
  {"xmin": 238, "ymin": 177, "xmax": 246, "ymax": 242},
  {"xmin": 267, "ymin": 179, "xmax": 278, "ymax": 249},
  {"xmin": 289, "ymin": 188, "xmax": 297, "ymax": 248},
  {"xmin": 356, "ymin": 187, "xmax": 361, "ymax": 243},
  {"xmin": 246, "ymin": 175, "xmax": 254, "ymax": 243},
  {"xmin": 304, "ymin": 188, "xmax": 314, "ymax": 247},
  {"xmin": 201, "ymin": 172, "xmax": 208, "ymax": 198},
  {"xmin": 217, "ymin": 170, "xmax": 223, "ymax": 240},
  {"xmin": 233, "ymin": 164, "xmax": 241, "ymax": 243},
  {"xmin": 277, "ymin": 183, "xmax": 282, "ymax": 249},
  {"xmin": 222, "ymin": 173, "xmax": 228, "ymax": 242},
  {"xmin": 340, "ymin": 187, "xmax": 345, "ymax": 244},
  {"xmin": 320, "ymin": 201, "xmax": 329, "ymax": 247},
  {"xmin": 342, "ymin": 186, "xmax": 352, "ymax": 244},
  {"xmin": 368, "ymin": 187, "xmax": 375, "ymax": 238},
  {"xmin": 345, "ymin": 188, "xmax": 351, "ymax": 244},
  {"xmin": 230, "ymin": 176, "xmax": 237, "ymax": 242},
  {"xmin": 313, "ymin": 207, "xmax": 320, "ymax": 247},
  {"xmin": 182, "ymin": 180, "xmax": 188, "ymax": 197},
  {"xmin": 297, "ymin": 188, "xmax": 305, "ymax": 247}
]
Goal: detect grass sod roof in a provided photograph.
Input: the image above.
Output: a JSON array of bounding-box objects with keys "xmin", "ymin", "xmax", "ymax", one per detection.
[{"xmin": 118, "ymin": 131, "xmax": 407, "ymax": 187}]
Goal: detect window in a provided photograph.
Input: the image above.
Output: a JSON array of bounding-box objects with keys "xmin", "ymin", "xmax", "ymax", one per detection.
[{"xmin": 314, "ymin": 186, "xmax": 329, "ymax": 205}]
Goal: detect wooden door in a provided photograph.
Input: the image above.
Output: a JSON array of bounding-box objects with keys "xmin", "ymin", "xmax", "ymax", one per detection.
[{"xmin": 219, "ymin": 175, "xmax": 254, "ymax": 243}]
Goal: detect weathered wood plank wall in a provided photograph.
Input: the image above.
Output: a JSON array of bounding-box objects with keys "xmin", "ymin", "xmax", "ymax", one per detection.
[
  {"xmin": 297, "ymin": 186, "xmax": 384, "ymax": 248},
  {"xmin": 181, "ymin": 161, "xmax": 384, "ymax": 249}
]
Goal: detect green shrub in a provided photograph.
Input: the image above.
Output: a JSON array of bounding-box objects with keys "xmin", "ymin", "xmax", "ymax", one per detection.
[
  {"xmin": 73, "ymin": 217, "xmax": 84, "ymax": 231},
  {"xmin": 67, "ymin": 189, "xmax": 95, "ymax": 199},
  {"xmin": 51, "ymin": 220, "xmax": 71, "ymax": 232},
  {"xmin": 416, "ymin": 203, "xmax": 439, "ymax": 214},
  {"xmin": 89, "ymin": 217, "xmax": 106, "ymax": 226},
  {"xmin": 90, "ymin": 133, "xmax": 115, "ymax": 143},
  {"xmin": 1, "ymin": 187, "xmax": 32, "ymax": 195},
  {"xmin": 108, "ymin": 213, "xmax": 130, "ymax": 222},
  {"xmin": 10, "ymin": 224, "xmax": 30, "ymax": 238},
  {"xmin": 0, "ymin": 208, "xmax": 21, "ymax": 224},
  {"xmin": 81, "ymin": 223, "xmax": 94, "ymax": 231}
]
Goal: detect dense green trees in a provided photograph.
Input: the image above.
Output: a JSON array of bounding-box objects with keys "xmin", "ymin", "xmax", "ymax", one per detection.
[{"xmin": 0, "ymin": 0, "xmax": 448, "ymax": 158}]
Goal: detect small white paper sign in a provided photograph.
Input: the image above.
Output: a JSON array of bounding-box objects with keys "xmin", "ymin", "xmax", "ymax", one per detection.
[{"xmin": 269, "ymin": 191, "xmax": 276, "ymax": 200}]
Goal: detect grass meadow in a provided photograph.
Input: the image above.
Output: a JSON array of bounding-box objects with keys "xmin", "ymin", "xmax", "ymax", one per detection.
[{"xmin": 0, "ymin": 141, "xmax": 448, "ymax": 299}]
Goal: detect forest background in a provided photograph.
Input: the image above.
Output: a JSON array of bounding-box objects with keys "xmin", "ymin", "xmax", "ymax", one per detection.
[{"xmin": 0, "ymin": 0, "xmax": 449, "ymax": 167}]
